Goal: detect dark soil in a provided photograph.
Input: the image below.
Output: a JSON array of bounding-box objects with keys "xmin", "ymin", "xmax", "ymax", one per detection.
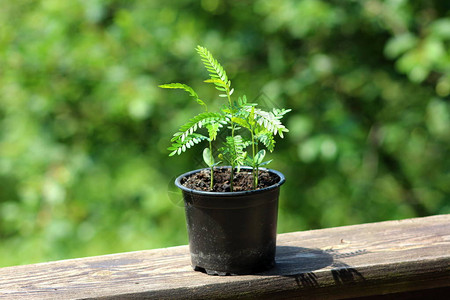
[{"xmin": 181, "ymin": 168, "xmax": 279, "ymax": 192}]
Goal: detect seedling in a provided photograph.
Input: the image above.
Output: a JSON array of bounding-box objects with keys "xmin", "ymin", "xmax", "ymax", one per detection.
[{"xmin": 160, "ymin": 46, "xmax": 290, "ymax": 191}]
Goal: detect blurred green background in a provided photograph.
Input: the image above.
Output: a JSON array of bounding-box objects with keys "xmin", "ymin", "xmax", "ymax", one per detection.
[{"xmin": 1, "ymin": 0, "xmax": 449, "ymax": 267}]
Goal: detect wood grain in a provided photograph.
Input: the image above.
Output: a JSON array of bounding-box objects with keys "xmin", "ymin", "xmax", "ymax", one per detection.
[{"xmin": 0, "ymin": 214, "xmax": 449, "ymax": 299}]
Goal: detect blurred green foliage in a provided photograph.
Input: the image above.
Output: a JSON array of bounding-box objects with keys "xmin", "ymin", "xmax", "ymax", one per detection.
[{"xmin": 1, "ymin": 0, "xmax": 449, "ymax": 267}]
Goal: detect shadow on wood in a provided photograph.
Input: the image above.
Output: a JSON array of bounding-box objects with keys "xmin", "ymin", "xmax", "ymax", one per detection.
[
  {"xmin": 260, "ymin": 246, "xmax": 368, "ymax": 289},
  {"xmin": 262, "ymin": 246, "xmax": 334, "ymax": 276}
]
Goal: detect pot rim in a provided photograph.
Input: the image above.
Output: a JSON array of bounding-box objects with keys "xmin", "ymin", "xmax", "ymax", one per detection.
[{"xmin": 174, "ymin": 166, "xmax": 285, "ymax": 197}]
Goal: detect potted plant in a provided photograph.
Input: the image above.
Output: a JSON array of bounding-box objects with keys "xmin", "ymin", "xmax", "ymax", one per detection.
[{"xmin": 160, "ymin": 46, "xmax": 290, "ymax": 275}]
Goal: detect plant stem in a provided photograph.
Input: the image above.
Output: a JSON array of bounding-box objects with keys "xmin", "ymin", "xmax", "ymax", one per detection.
[
  {"xmin": 227, "ymin": 87, "xmax": 235, "ymax": 192},
  {"xmin": 255, "ymin": 142, "xmax": 259, "ymax": 189},
  {"xmin": 209, "ymin": 140, "xmax": 214, "ymax": 190},
  {"xmin": 251, "ymin": 130, "xmax": 256, "ymax": 189}
]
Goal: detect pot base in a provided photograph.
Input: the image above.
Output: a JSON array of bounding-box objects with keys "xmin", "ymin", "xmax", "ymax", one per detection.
[
  {"xmin": 193, "ymin": 266, "xmax": 237, "ymax": 276},
  {"xmin": 192, "ymin": 259, "xmax": 275, "ymax": 276}
]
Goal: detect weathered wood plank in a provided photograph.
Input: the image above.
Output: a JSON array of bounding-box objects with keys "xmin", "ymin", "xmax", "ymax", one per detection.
[{"xmin": 0, "ymin": 214, "xmax": 449, "ymax": 299}]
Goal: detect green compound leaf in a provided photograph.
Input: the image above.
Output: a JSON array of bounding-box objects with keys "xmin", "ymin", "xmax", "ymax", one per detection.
[
  {"xmin": 168, "ymin": 133, "xmax": 208, "ymax": 156},
  {"xmin": 231, "ymin": 116, "xmax": 250, "ymax": 129},
  {"xmin": 158, "ymin": 83, "xmax": 207, "ymax": 110},
  {"xmin": 256, "ymin": 131, "xmax": 275, "ymax": 152},
  {"xmin": 219, "ymin": 135, "xmax": 247, "ymax": 167},
  {"xmin": 206, "ymin": 122, "xmax": 221, "ymax": 141},
  {"xmin": 175, "ymin": 112, "xmax": 226, "ymax": 142},
  {"xmin": 196, "ymin": 45, "xmax": 231, "ymax": 93},
  {"xmin": 253, "ymin": 108, "xmax": 290, "ymax": 138}
]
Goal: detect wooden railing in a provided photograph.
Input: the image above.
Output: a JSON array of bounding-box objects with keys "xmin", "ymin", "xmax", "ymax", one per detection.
[{"xmin": 1, "ymin": 214, "xmax": 449, "ymax": 299}]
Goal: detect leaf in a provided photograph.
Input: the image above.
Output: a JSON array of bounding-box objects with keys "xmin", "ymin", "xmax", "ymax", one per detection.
[
  {"xmin": 175, "ymin": 112, "xmax": 226, "ymax": 142},
  {"xmin": 274, "ymin": 108, "xmax": 292, "ymax": 117},
  {"xmin": 159, "ymin": 83, "xmax": 207, "ymax": 110},
  {"xmin": 255, "ymin": 149, "xmax": 266, "ymax": 165},
  {"xmin": 196, "ymin": 45, "xmax": 231, "ymax": 93},
  {"xmin": 206, "ymin": 122, "xmax": 221, "ymax": 141},
  {"xmin": 259, "ymin": 159, "xmax": 273, "ymax": 166},
  {"xmin": 253, "ymin": 108, "xmax": 290, "ymax": 137},
  {"xmin": 204, "ymin": 78, "xmax": 226, "ymax": 85},
  {"xmin": 231, "ymin": 117, "xmax": 250, "ymax": 129},
  {"xmin": 245, "ymin": 156, "xmax": 255, "ymax": 167},
  {"xmin": 168, "ymin": 133, "xmax": 208, "ymax": 156},
  {"xmin": 203, "ymin": 148, "xmax": 215, "ymax": 167},
  {"xmin": 237, "ymin": 95, "xmax": 247, "ymax": 106},
  {"xmin": 249, "ymin": 106, "xmax": 255, "ymax": 126},
  {"xmin": 218, "ymin": 135, "xmax": 247, "ymax": 168},
  {"xmin": 256, "ymin": 131, "xmax": 275, "ymax": 152}
]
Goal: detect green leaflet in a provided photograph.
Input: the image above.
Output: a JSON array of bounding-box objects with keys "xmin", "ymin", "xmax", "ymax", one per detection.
[
  {"xmin": 203, "ymin": 148, "xmax": 215, "ymax": 167},
  {"xmin": 246, "ymin": 150, "xmax": 272, "ymax": 167},
  {"xmin": 204, "ymin": 78, "xmax": 225, "ymax": 86},
  {"xmin": 254, "ymin": 149, "xmax": 266, "ymax": 165},
  {"xmin": 249, "ymin": 106, "xmax": 255, "ymax": 126},
  {"xmin": 259, "ymin": 159, "xmax": 272, "ymax": 166}
]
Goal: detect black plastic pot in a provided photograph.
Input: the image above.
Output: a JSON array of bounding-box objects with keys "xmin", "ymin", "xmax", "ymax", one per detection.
[{"xmin": 175, "ymin": 166, "xmax": 285, "ymax": 275}]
